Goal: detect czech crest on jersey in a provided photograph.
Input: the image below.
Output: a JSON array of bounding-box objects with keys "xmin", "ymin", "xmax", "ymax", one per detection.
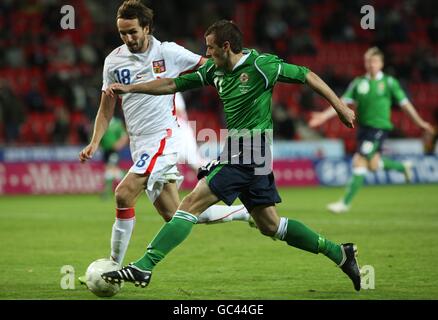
[{"xmin": 152, "ymin": 60, "xmax": 166, "ymax": 73}]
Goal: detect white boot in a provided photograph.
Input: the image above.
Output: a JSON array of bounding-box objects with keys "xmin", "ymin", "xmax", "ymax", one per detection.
[
  {"xmin": 402, "ymin": 161, "xmax": 413, "ymax": 183},
  {"xmin": 327, "ymin": 201, "xmax": 350, "ymax": 214}
]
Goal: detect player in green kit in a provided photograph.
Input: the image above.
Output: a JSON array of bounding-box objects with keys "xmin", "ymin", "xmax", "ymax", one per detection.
[
  {"xmin": 310, "ymin": 47, "xmax": 435, "ymax": 213},
  {"xmin": 101, "ymin": 20, "xmax": 361, "ymax": 291},
  {"xmin": 99, "ymin": 117, "xmax": 129, "ymax": 199}
]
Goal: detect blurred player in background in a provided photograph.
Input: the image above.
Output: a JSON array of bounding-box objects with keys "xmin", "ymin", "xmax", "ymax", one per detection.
[
  {"xmin": 99, "ymin": 116, "xmax": 129, "ymax": 199},
  {"xmin": 78, "ymin": 1, "xmax": 251, "ymax": 278},
  {"xmin": 309, "ymin": 47, "xmax": 436, "ymax": 214}
]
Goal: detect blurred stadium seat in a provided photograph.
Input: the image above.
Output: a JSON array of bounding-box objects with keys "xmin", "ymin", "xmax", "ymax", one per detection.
[{"xmin": 0, "ymin": 0, "xmax": 437, "ymax": 151}]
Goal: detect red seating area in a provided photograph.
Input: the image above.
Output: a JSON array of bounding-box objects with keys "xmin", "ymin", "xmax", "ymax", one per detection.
[
  {"xmin": 1, "ymin": 0, "xmax": 437, "ymax": 154},
  {"xmin": 0, "ymin": 0, "xmax": 94, "ymax": 145},
  {"xmin": 186, "ymin": 110, "xmax": 222, "ymax": 137},
  {"xmin": 235, "ymin": 0, "xmax": 438, "ymax": 153},
  {"xmin": 20, "ymin": 113, "xmax": 55, "ymax": 144},
  {"xmin": 0, "ymin": 67, "xmax": 45, "ymax": 97}
]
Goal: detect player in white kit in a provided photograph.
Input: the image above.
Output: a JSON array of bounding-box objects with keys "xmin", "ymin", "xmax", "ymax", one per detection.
[{"xmin": 79, "ymin": 0, "xmax": 250, "ymax": 272}]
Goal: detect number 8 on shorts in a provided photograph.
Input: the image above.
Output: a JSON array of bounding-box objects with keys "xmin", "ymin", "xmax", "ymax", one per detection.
[{"xmin": 135, "ymin": 153, "xmax": 150, "ymax": 168}]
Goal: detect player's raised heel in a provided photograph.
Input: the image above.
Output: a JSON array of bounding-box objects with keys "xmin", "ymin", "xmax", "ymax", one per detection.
[
  {"xmin": 101, "ymin": 264, "xmax": 152, "ymax": 288},
  {"xmin": 339, "ymin": 243, "xmax": 361, "ymax": 291},
  {"xmin": 247, "ymin": 217, "xmax": 277, "ymax": 241}
]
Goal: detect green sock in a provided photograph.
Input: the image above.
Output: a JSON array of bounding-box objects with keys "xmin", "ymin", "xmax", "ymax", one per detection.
[
  {"xmin": 283, "ymin": 219, "xmax": 343, "ymax": 265},
  {"xmin": 133, "ymin": 210, "xmax": 198, "ymax": 271},
  {"xmin": 343, "ymin": 172, "xmax": 365, "ymax": 205},
  {"xmin": 382, "ymin": 157, "xmax": 405, "ymax": 172},
  {"xmin": 317, "ymin": 237, "xmax": 344, "ymax": 265}
]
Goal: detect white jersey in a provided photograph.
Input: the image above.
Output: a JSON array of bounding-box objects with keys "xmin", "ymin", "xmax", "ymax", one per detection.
[
  {"xmin": 102, "ymin": 36, "xmax": 202, "ymax": 136},
  {"xmin": 174, "ymin": 92, "xmax": 188, "ymax": 121}
]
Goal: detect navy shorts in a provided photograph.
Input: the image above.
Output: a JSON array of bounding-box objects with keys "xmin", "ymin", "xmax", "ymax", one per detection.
[
  {"xmin": 199, "ymin": 163, "xmax": 282, "ymax": 212},
  {"xmin": 356, "ymin": 126, "xmax": 389, "ymax": 159}
]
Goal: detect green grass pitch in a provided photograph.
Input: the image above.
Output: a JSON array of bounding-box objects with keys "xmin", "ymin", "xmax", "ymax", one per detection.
[{"xmin": 1, "ymin": 184, "xmax": 438, "ymax": 300}]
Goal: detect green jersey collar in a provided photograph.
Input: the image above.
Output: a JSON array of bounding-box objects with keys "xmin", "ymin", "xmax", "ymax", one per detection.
[
  {"xmin": 365, "ymin": 71, "xmax": 384, "ymax": 80},
  {"xmin": 232, "ymin": 51, "xmax": 251, "ymax": 71},
  {"xmin": 215, "ymin": 49, "xmax": 255, "ymax": 73}
]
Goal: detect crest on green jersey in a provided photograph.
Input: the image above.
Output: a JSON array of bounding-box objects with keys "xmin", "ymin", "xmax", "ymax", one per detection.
[
  {"xmin": 378, "ymin": 81, "xmax": 385, "ymax": 94},
  {"xmin": 240, "ymin": 72, "xmax": 249, "ymax": 83},
  {"xmin": 239, "ymin": 72, "xmax": 251, "ymax": 94},
  {"xmin": 358, "ymin": 80, "xmax": 370, "ymax": 94}
]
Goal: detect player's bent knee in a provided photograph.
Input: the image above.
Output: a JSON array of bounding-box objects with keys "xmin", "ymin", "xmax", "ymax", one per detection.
[
  {"xmin": 115, "ymin": 184, "xmax": 134, "ymax": 206},
  {"xmin": 368, "ymin": 158, "xmax": 380, "ymax": 172},
  {"xmin": 178, "ymin": 191, "xmax": 209, "ymax": 216},
  {"xmin": 179, "ymin": 193, "xmax": 197, "ymax": 214},
  {"xmin": 114, "ymin": 184, "xmax": 125, "ymax": 200},
  {"xmin": 156, "ymin": 208, "xmax": 173, "ymax": 222},
  {"xmin": 258, "ymin": 225, "xmax": 277, "ymax": 237}
]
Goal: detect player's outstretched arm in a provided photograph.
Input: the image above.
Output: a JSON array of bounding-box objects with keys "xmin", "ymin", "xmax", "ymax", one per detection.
[
  {"xmin": 105, "ymin": 78, "xmax": 177, "ymax": 97},
  {"xmin": 308, "ymin": 108, "xmax": 338, "ymax": 128},
  {"xmin": 79, "ymin": 92, "xmax": 117, "ymax": 163},
  {"xmin": 305, "ymin": 71, "xmax": 355, "ymax": 128},
  {"xmin": 400, "ymin": 102, "xmax": 436, "ymax": 135}
]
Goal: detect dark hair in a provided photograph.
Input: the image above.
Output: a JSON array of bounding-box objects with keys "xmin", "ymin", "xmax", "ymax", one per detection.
[
  {"xmin": 117, "ymin": 0, "xmax": 154, "ymax": 30},
  {"xmin": 204, "ymin": 20, "xmax": 243, "ymax": 53}
]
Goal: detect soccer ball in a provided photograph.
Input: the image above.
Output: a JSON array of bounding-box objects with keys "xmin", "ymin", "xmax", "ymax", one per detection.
[{"xmin": 85, "ymin": 258, "xmax": 121, "ymax": 297}]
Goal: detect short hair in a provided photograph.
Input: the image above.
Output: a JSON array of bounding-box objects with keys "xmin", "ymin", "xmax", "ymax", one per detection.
[
  {"xmin": 117, "ymin": 0, "xmax": 154, "ymax": 30},
  {"xmin": 204, "ymin": 20, "xmax": 243, "ymax": 53},
  {"xmin": 364, "ymin": 46, "xmax": 384, "ymax": 62}
]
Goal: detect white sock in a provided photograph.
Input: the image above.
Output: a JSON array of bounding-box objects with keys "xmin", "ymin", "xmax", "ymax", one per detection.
[
  {"xmin": 104, "ymin": 170, "xmax": 114, "ymax": 180},
  {"xmin": 110, "ymin": 208, "xmax": 135, "ymax": 265},
  {"xmin": 197, "ymin": 205, "xmax": 250, "ymax": 224},
  {"xmin": 274, "ymin": 217, "xmax": 288, "ymax": 240}
]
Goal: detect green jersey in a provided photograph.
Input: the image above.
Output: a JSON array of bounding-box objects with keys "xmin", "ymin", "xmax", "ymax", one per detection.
[
  {"xmin": 174, "ymin": 49, "xmax": 309, "ymax": 136},
  {"xmin": 100, "ymin": 118, "xmax": 125, "ymax": 151},
  {"xmin": 342, "ymin": 72, "xmax": 408, "ymax": 130}
]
